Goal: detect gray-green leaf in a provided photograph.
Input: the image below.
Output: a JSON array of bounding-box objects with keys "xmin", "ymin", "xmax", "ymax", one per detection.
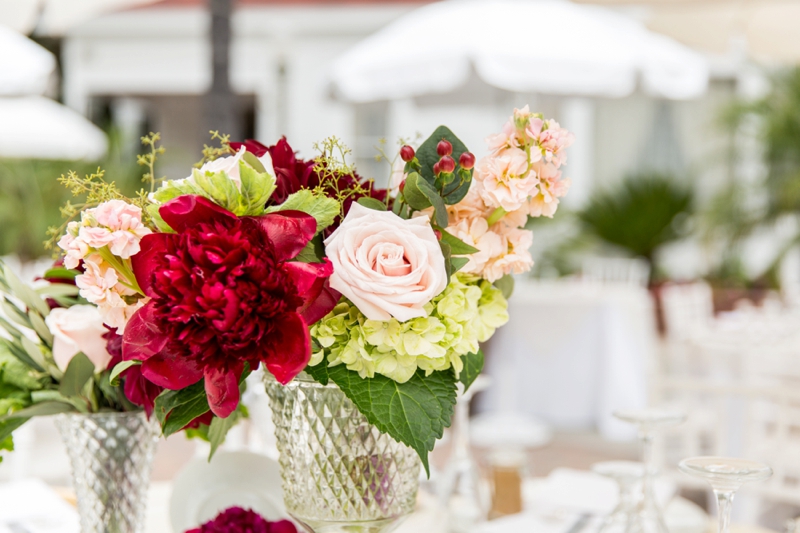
[{"xmin": 59, "ymin": 352, "xmax": 95, "ymax": 397}]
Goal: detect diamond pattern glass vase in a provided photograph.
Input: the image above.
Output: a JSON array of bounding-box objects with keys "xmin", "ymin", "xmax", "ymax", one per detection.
[
  {"xmin": 55, "ymin": 411, "xmax": 160, "ymax": 533},
  {"xmin": 264, "ymin": 372, "xmax": 420, "ymax": 533}
]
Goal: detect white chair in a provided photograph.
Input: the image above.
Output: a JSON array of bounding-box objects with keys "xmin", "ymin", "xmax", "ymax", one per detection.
[{"xmin": 582, "ymin": 256, "xmax": 651, "ymax": 288}]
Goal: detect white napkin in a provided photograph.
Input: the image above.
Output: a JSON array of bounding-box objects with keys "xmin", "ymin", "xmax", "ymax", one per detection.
[{"xmin": 0, "ymin": 479, "xmax": 79, "ymax": 533}]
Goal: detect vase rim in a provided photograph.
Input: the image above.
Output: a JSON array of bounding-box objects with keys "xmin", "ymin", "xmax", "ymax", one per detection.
[{"xmin": 263, "ymin": 370, "xmax": 336, "ymax": 388}]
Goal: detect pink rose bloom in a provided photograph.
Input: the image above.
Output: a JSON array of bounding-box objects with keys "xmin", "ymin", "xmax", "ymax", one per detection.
[
  {"xmin": 474, "ymin": 154, "xmax": 538, "ymax": 212},
  {"xmin": 45, "ymin": 305, "xmax": 112, "ymax": 372},
  {"xmin": 324, "ymin": 203, "xmax": 447, "ymax": 322},
  {"xmin": 446, "ymin": 217, "xmax": 503, "ymax": 276},
  {"xmin": 193, "ymin": 146, "xmax": 275, "ymax": 189}
]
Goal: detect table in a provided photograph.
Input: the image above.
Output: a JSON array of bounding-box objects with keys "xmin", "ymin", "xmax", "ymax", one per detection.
[{"xmin": 479, "ymin": 279, "xmax": 658, "ymax": 440}]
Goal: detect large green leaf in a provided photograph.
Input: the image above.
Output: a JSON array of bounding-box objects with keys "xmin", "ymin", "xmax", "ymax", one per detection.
[
  {"xmin": 493, "ymin": 274, "xmax": 515, "ymax": 299},
  {"xmin": 109, "ymin": 360, "xmax": 141, "ymax": 386},
  {"xmin": 59, "ymin": 352, "xmax": 95, "ymax": 397},
  {"xmin": 404, "ymin": 173, "xmax": 448, "ymax": 227},
  {"xmin": 266, "ymin": 190, "xmax": 340, "ymax": 235},
  {"xmin": 458, "ymin": 351, "xmax": 484, "ymax": 392},
  {"xmin": 207, "ymin": 407, "xmax": 241, "ymax": 460},
  {"xmin": 154, "ymin": 380, "xmax": 209, "ymax": 436},
  {"xmin": 305, "ymin": 364, "xmax": 457, "ymax": 476},
  {"xmin": 238, "ymin": 161, "xmax": 276, "ymax": 215},
  {"xmin": 437, "ymin": 229, "xmax": 479, "ymax": 255},
  {"xmin": 413, "ymin": 126, "xmax": 473, "ymax": 205},
  {"xmin": 2, "ymin": 401, "xmax": 76, "ymax": 419}
]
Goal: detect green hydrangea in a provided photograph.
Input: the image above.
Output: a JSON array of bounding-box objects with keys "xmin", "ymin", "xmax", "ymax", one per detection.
[{"xmin": 309, "ymin": 274, "xmax": 509, "ymax": 383}]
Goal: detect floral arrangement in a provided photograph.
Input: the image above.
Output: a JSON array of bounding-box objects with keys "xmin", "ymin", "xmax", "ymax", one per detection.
[
  {"xmin": 0, "ymin": 107, "xmax": 572, "ymax": 469},
  {"xmin": 186, "ymin": 507, "xmax": 297, "ymax": 533}
]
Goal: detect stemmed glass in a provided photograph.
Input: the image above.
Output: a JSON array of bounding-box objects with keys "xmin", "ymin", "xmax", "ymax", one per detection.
[
  {"xmin": 613, "ymin": 409, "xmax": 686, "ymax": 533},
  {"xmin": 592, "ymin": 461, "xmax": 645, "ymax": 533},
  {"xmin": 679, "ymin": 457, "xmax": 772, "ymax": 533}
]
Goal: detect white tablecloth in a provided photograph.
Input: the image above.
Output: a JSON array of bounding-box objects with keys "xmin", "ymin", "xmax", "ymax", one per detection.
[{"xmin": 479, "ymin": 279, "xmax": 658, "ymax": 440}]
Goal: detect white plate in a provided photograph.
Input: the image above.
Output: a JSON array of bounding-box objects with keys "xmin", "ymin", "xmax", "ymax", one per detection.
[{"xmin": 169, "ymin": 451, "xmax": 287, "ymax": 532}]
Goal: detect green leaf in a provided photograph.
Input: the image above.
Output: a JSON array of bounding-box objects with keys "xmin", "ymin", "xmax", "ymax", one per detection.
[
  {"xmin": 439, "ymin": 241, "xmax": 453, "ymax": 281},
  {"xmin": 2, "ymin": 401, "xmax": 75, "ymax": 419},
  {"xmin": 0, "ymin": 339, "xmax": 42, "ymax": 372},
  {"xmin": 239, "ymin": 160, "xmax": 276, "ymax": 215},
  {"xmin": 193, "ymin": 169, "xmax": 244, "ymax": 214},
  {"xmin": 154, "ymin": 380, "xmax": 210, "ymax": 437},
  {"xmin": 207, "ymin": 409, "xmax": 240, "ymax": 460},
  {"xmin": 436, "ymin": 229, "xmax": 479, "ymax": 255},
  {"xmin": 42, "ymin": 268, "xmax": 79, "ymax": 281},
  {"xmin": 493, "ymin": 274, "xmax": 515, "ymax": 299},
  {"xmin": 20, "ymin": 337, "xmax": 48, "ymax": 372},
  {"xmin": 306, "ymin": 364, "xmax": 457, "ymax": 476},
  {"xmin": 458, "ymin": 351, "xmax": 484, "ymax": 392},
  {"xmin": 30, "ymin": 390, "xmax": 87, "ymax": 412},
  {"xmin": 450, "ymin": 256, "xmax": 469, "ymax": 273},
  {"xmin": 3, "ymin": 265, "xmax": 49, "ymax": 317},
  {"xmin": 2, "ymin": 299, "xmax": 32, "ymax": 330},
  {"xmin": 0, "ymin": 418, "xmax": 26, "ymax": 442},
  {"xmin": 27, "ymin": 312, "xmax": 53, "ymax": 347},
  {"xmin": 36, "ymin": 284, "xmax": 80, "ymax": 298},
  {"xmin": 241, "ymin": 151, "xmax": 267, "ymax": 173},
  {"xmin": 414, "ymin": 126, "xmax": 474, "ymax": 205},
  {"xmin": 356, "ymin": 197, "xmax": 388, "ymax": 211},
  {"xmin": 109, "ymin": 360, "xmax": 141, "ymax": 386},
  {"xmin": 404, "ymin": 173, "xmax": 448, "ymax": 227},
  {"xmin": 295, "ymin": 237, "xmax": 324, "ymax": 263},
  {"xmin": 59, "ymin": 352, "xmax": 95, "ymax": 397},
  {"xmin": 267, "ymin": 190, "xmax": 340, "ymax": 235}
]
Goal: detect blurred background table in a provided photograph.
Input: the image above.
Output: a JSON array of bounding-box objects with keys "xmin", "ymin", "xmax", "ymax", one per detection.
[{"xmin": 480, "ymin": 279, "xmax": 658, "ymax": 440}]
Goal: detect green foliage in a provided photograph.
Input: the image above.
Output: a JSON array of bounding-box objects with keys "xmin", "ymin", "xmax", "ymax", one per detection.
[
  {"xmin": 724, "ymin": 68, "xmax": 800, "ymax": 218},
  {"xmin": 266, "ymin": 189, "xmax": 340, "ymax": 235},
  {"xmin": 411, "ymin": 126, "xmax": 473, "ymax": 205},
  {"xmin": 305, "ymin": 363, "xmax": 457, "ymax": 476},
  {"xmin": 458, "ymin": 351, "xmax": 484, "ymax": 392},
  {"xmin": 154, "ymin": 380, "xmax": 210, "ymax": 437},
  {"xmin": 578, "ymin": 172, "xmax": 693, "ymax": 277}
]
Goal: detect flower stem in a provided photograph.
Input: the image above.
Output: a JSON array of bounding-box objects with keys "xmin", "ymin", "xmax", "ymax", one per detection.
[
  {"xmin": 96, "ymin": 247, "xmax": 144, "ymax": 296},
  {"xmin": 486, "ymin": 207, "xmax": 507, "ymax": 226}
]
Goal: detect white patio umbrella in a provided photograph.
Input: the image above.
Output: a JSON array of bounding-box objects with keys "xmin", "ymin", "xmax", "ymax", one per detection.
[
  {"xmin": 0, "ymin": 0, "xmax": 161, "ymax": 35},
  {"xmin": 331, "ymin": 0, "xmax": 709, "ymax": 102},
  {"xmin": 0, "ymin": 96, "xmax": 107, "ymax": 160},
  {"xmin": 0, "ymin": 25, "xmax": 55, "ymax": 96}
]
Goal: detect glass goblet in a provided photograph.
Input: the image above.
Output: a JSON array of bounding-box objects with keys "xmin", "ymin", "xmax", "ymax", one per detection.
[
  {"xmin": 613, "ymin": 409, "xmax": 687, "ymax": 533},
  {"xmin": 592, "ymin": 461, "xmax": 645, "ymax": 533},
  {"xmin": 679, "ymin": 456, "xmax": 772, "ymax": 533}
]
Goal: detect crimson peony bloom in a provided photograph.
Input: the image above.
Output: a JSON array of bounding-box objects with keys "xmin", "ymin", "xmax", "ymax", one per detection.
[
  {"xmin": 122, "ymin": 195, "xmax": 334, "ymax": 418},
  {"xmin": 186, "ymin": 507, "xmax": 297, "ymax": 533},
  {"xmin": 105, "ymin": 330, "xmax": 162, "ymax": 417},
  {"xmin": 230, "ymin": 137, "xmax": 387, "ymax": 234}
]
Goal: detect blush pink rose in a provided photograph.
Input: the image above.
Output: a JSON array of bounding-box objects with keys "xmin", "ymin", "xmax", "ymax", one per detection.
[
  {"xmin": 45, "ymin": 305, "xmax": 112, "ymax": 372},
  {"xmin": 324, "ymin": 203, "xmax": 447, "ymax": 322}
]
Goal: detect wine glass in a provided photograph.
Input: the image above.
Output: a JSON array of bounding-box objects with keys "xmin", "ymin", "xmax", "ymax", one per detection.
[
  {"xmin": 679, "ymin": 457, "xmax": 772, "ymax": 533},
  {"xmin": 592, "ymin": 461, "xmax": 645, "ymax": 533},
  {"xmin": 613, "ymin": 409, "xmax": 686, "ymax": 533}
]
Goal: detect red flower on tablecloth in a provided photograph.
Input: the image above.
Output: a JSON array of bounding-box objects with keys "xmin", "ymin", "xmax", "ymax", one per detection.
[
  {"xmin": 122, "ymin": 195, "xmax": 335, "ymax": 418},
  {"xmin": 186, "ymin": 507, "xmax": 298, "ymax": 533},
  {"xmin": 230, "ymin": 137, "xmax": 387, "ymax": 234}
]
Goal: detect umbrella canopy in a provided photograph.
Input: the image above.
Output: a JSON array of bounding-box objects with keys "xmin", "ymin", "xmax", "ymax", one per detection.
[
  {"xmin": 0, "ymin": 96, "xmax": 107, "ymax": 160},
  {"xmin": 0, "ymin": 25, "xmax": 55, "ymax": 96},
  {"xmin": 575, "ymin": 0, "xmax": 800, "ymax": 64},
  {"xmin": 0, "ymin": 0, "xmax": 161, "ymax": 35},
  {"xmin": 331, "ymin": 0, "xmax": 709, "ymax": 103}
]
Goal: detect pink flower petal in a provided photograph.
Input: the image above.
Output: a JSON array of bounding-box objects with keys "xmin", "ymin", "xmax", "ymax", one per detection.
[
  {"xmin": 262, "ymin": 312, "xmax": 311, "ymax": 384},
  {"xmin": 283, "ymin": 259, "xmax": 338, "ymax": 324},
  {"xmin": 300, "ymin": 282, "xmax": 341, "ymax": 326},
  {"xmin": 122, "ymin": 303, "xmax": 168, "ymax": 361},
  {"xmin": 159, "ymin": 195, "xmax": 236, "ymax": 233},
  {"xmin": 251, "ymin": 211, "xmax": 316, "ymax": 261},
  {"xmin": 270, "ymin": 520, "xmax": 300, "ymax": 533},
  {"xmin": 204, "ymin": 365, "xmax": 242, "ymax": 418},
  {"xmin": 141, "ymin": 350, "xmax": 204, "ymax": 390}
]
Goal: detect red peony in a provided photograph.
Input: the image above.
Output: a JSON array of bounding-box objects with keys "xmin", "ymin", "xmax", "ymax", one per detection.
[
  {"xmin": 122, "ymin": 195, "xmax": 335, "ymax": 418},
  {"xmin": 230, "ymin": 137, "xmax": 387, "ymax": 234},
  {"xmin": 105, "ymin": 329, "xmax": 162, "ymax": 417},
  {"xmin": 186, "ymin": 507, "xmax": 297, "ymax": 533}
]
